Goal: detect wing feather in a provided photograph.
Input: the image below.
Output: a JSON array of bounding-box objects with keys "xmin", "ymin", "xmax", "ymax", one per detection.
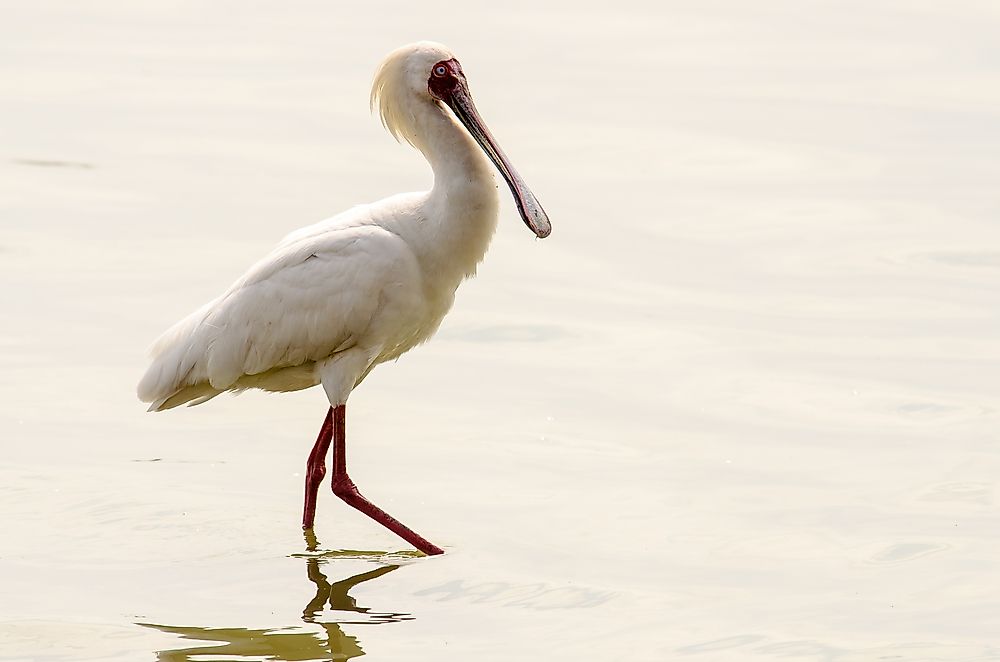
[{"xmin": 138, "ymin": 206, "xmax": 423, "ymax": 408}]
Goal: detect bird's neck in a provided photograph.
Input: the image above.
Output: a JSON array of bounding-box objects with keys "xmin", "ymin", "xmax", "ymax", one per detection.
[
  {"xmin": 411, "ymin": 102, "xmax": 500, "ymax": 283},
  {"xmin": 416, "ymin": 102, "xmax": 497, "ymax": 196}
]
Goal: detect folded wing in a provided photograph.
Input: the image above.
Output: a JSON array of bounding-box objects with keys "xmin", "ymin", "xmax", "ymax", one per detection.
[{"xmin": 138, "ymin": 217, "xmax": 421, "ymax": 411}]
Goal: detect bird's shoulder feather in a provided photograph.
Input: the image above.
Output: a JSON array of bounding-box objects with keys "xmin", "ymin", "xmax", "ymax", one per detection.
[{"xmin": 138, "ymin": 198, "xmax": 427, "ymax": 405}]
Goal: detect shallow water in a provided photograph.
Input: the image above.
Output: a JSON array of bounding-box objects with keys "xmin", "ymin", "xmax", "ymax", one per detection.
[{"xmin": 2, "ymin": 1, "xmax": 1000, "ymax": 660}]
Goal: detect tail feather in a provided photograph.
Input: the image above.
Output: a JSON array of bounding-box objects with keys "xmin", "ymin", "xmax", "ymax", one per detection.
[
  {"xmin": 148, "ymin": 383, "xmax": 223, "ymax": 412},
  {"xmin": 138, "ymin": 300, "xmax": 218, "ymax": 409}
]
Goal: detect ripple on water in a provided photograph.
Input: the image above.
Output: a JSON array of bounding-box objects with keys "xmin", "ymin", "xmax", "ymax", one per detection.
[
  {"xmin": 140, "ymin": 557, "xmax": 412, "ymax": 660},
  {"xmin": 12, "ymin": 158, "xmax": 95, "ymax": 169},
  {"xmin": 289, "ymin": 548, "xmax": 427, "ymax": 562},
  {"xmin": 866, "ymin": 541, "xmax": 949, "ymax": 565},
  {"xmin": 0, "ymin": 621, "xmax": 155, "ymax": 662},
  {"xmin": 918, "ymin": 481, "xmax": 994, "ymax": 506},
  {"xmin": 920, "ymin": 250, "xmax": 1000, "ymax": 269},
  {"xmin": 675, "ymin": 636, "xmax": 1000, "ymax": 660}
]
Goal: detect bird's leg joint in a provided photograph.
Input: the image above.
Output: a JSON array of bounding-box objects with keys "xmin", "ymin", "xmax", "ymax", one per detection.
[
  {"xmin": 331, "ymin": 474, "xmax": 360, "ymax": 498},
  {"xmin": 306, "ymin": 461, "xmax": 327, "ymax": 486}
]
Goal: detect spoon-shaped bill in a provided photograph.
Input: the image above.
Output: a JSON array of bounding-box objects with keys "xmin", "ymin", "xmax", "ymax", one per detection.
[{"xmin": 444, "ymin": 84, "xmax": 551, "ymax": 239}]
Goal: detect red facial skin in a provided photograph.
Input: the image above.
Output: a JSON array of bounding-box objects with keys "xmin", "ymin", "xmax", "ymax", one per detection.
[{"xmin": 427, "ymin": 58, "xmax": 464, "ymax": 101}]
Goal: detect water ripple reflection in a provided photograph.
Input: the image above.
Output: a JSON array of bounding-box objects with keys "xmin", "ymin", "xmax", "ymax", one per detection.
[{"xmin": 139, "ymin": 534, "xmax": 411, "ymax": 662}]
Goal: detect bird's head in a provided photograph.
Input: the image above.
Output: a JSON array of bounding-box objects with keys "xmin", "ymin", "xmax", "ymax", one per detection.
[
  {"xmin": 371, "ymin": 42, "xmax": 551, "ymax": 239},
  {"xmin": 370, "ymin": 42, "xmax": 456, "ymax": 120}
]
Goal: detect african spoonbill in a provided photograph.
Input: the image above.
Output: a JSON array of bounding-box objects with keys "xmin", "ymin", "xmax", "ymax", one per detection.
[{"xmin": 137, "ymin": 42, "xmax": 551, "ymax": 556}]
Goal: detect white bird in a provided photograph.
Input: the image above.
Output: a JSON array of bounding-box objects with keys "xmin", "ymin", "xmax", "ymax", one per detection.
[{"xmin": 137, "ymin": 42, "xmax": 551, "ymax": 555}]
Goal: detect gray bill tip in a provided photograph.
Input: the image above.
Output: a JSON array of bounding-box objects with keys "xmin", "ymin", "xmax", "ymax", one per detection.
[{"xmin": 524, "ymin": 195, "xmax": 551, "ymax": 238}]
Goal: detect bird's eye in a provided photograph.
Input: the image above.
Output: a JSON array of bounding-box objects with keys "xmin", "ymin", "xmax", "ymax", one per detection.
[{"xmin": 433, "ymin": 65, "xmax": 448, "ymax": 77}]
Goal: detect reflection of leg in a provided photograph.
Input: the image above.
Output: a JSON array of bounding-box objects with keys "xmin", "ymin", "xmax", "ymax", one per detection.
[
  {"xmin": 330, "ymin": 405, "xmax": 445, "ymax": 556},
  {"xmin": 303, "ymin": 408, "xmax": 334, "ymax": 530},
  {"xmin": 303, "ymin": 528, "xmax": 320, "ymax": 552},
  {"xmin": 303, "ymin": 551, "xmax": 402, "ymax": 620},
  {"xmin": 322, "ymin": 623, "xmax": 363, "ymax": 662},
  {"xmin": 327, "ymin": 566, "xmax": 397, "ymax": 611},
  {"xmin": 303, "ymin": 558, "xmax": 332, "ymax": 620}
]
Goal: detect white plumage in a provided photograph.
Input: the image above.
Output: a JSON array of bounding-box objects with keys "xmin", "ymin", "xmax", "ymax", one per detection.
[
  {"xmin": 138, "ymin": 41, "xmax": 549, "ymax": 416},
  {"xmin": 136, "ymin": 42, "xmax": 550, "ymax": 552},
  {"xmin": 138, "ymin": 193, "xmax": 476, "ymax": 411}
]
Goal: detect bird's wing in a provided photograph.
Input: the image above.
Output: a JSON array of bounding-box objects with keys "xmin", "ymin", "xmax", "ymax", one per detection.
[{"xmin": 137, "ymin": 214, "xmax": 422, "ymax": 406}]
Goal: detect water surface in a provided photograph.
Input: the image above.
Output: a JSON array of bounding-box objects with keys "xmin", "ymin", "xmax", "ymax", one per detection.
[{"xmin": 2, "ymin": 1, "xmax": 999, "ymax": 660}]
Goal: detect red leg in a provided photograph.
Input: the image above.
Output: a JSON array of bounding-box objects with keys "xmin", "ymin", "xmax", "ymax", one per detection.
[
  {"xmin": 329, "ymin": 404, "xmax": 445, "ymax": 556},
  {"xmin": 302, "ymin": 407, "xmax": 334, "ymax": 530}
]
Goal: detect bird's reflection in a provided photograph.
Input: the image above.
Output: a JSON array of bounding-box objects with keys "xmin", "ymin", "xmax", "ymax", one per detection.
[{"xmin": 140, "ymin": 532, "xmax": 412, "ymax": 661}]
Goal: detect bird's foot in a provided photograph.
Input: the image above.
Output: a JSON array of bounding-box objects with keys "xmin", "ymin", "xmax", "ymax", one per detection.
[{"xmin": 331, "ymin": 473, "xmax": 444, "ymax": 556}]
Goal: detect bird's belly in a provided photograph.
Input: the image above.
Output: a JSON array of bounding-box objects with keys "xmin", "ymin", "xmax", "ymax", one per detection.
[
  {"xmin": 241, "ymin": 280, "xmax": 457, "ymax": 396},
  {"xmin": 372, "ymin": 288, "xmax": 455, "ymax": 365},
  {"xmin": 376, "ymin": 310, "xmax": 446, "ymax": 363},
  {"xmin": 237, "ymin": 362, "xmax": 320, "ymax": 393}
]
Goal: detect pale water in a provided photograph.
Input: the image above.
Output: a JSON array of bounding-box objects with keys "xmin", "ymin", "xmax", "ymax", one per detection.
[{"xmin": 2, "ymin": 1, "xmax": 999, "ymax": 660}]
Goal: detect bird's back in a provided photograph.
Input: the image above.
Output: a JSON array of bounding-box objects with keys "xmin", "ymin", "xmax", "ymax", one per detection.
[{"xmin": 138, "ymin": 195, "xmax": 445, "ymax": 411}]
